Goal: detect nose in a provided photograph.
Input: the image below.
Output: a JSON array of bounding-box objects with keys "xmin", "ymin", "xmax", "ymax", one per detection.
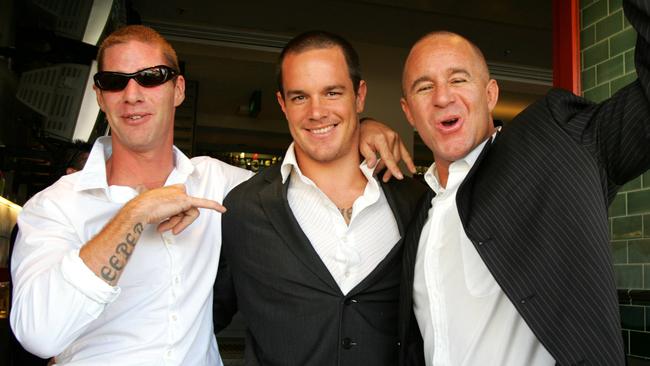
[
  {"xmin": 307, "ymin": 97, "xmax": 329, "ymax": 121},
  {"xmin": 122, "ymin": 78, "xmax": 144, "ymax": 104},
  {"xmin": 432, "ymin": 84, "xmax": 454, "ymax": 108}
]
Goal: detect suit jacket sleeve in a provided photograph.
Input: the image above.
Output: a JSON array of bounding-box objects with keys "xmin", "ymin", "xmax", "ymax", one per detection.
[
  {"xmin": 213, "ymin": 193, "xmax": 239, "ymax": 334},
  {"xmin": 544, "ymin": 0, "xmax": 650, "ymax": 196}
]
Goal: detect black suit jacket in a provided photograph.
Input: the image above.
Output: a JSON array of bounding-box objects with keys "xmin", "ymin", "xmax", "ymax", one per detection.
[
  {"xmin": 399, "ymin": 1, "xmax": 650, "ymax": 365},
  {"xmin": 216, "ymin": 165, "xmax": 426, "ymax": 366}
]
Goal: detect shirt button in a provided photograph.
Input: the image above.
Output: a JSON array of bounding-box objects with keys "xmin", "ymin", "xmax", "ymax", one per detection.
[
  {"xmin": 170, "ymin": 313, "xmax": 178, "ymax": 322},
  {"xmin": 165, "ymin": 349, "xmax": 172, "ymax": 358},
  {"xmin": 344, "ymin": 298, "xmax": 358, "ymax": 305},
  {"xmin": 173, "ymin": 275, "xmax": 181, "ymax": 285},
  {"xmin": 342, "ymin": 337, "xmax": 357, "ymax": 349}
]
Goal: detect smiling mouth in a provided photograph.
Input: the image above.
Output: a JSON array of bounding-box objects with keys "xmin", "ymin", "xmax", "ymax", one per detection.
[
  {"xmin": 123, "ymin": 113, "xmax": 149, "ymax": 122},
  {"xmin": 308, "ymin": 124, "xmax": 337, "ymax": 134}
]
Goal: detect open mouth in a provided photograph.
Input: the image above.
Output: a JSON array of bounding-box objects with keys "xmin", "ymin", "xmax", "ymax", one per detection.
[
  {"xmin": 437, "ymin": 116, "xmax": 462, "ymax": 133},
  {"xmin": 441, "ymin": 117, "xmax": 459, "ymax": 127}
]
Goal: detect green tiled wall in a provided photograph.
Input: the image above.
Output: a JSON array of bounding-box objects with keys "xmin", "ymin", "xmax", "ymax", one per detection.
[
  {"xmin": 581, "ymin": 1, "xmax": 636, "ymax": 103},
  {"xmin": 582, "ymin": 0, "xmax": 650, "ymax": 360}
]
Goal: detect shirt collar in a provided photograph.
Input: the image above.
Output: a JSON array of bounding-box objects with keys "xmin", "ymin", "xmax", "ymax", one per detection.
[
  {"xmin": 74, "ymin": 136, "xmax": 196, "ymax": 192},
  {"xmin": 280, "ymin": 142, "xmax": 378, "ymax": 185},
  {"xmin": 424, "ymin": 130, "xmax": 498, "ymax": 194},
  {"xmin": 280, "ymin": 142, "xmax": 300, "ymax": 184}
]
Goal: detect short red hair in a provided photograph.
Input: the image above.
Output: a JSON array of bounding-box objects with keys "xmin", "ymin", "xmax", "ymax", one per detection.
[{"xmin": 97, "ymin": 25, "xmax": 179, "ymax": 72}]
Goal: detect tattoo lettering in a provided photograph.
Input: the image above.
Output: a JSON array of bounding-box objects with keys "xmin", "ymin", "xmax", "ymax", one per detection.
[
  {"xmin": 101, "ymin": 222, "xmax": 144, "ymax": 284},
  {"xmin": 109, "ymin": 255, "xmax": 123, "ymax": 271},
  {"xmin": 339, "ymin": 207, "xmax": 353, "ymax": 225},
  {"xmin": 101, "ymin": 266, "xmax": 116, "ymax": 282},
  {"xmin": 116, "ymin": 243, "xmax": 133, "ymax": 258}
]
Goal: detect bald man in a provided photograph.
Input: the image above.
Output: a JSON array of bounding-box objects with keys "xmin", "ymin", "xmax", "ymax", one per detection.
[{"xmin": 398, "ymin": 1, "xmax": 650, "ymax": 365}]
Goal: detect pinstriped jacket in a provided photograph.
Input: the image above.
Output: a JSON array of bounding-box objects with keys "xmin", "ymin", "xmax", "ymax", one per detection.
[{"xmin": 399, "ymin": 1, "xmax": 650, "ymax": 365}]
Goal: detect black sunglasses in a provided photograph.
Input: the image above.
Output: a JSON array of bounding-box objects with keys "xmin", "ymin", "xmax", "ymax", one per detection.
[{"xmin": 93, "ymin": 65, "xmax": 179, "ymax": 91}]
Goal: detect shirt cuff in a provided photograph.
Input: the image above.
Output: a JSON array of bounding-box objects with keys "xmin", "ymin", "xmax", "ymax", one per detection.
[{"xmin": 60, "ymin": 249, "xmax": 121, "ymax": 305}]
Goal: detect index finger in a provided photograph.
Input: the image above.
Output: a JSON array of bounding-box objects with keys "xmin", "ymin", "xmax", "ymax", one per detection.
[
  {"xmin": 399, "ymin": 143, "xmax": 416, "ymax": 174},
  {"xmin": 379, "ymin": 148, "xmax": 404, "ymax": 181},
  {"xmin": 188, "ymin": 196, "xmax": 227, "ymax": 213}
]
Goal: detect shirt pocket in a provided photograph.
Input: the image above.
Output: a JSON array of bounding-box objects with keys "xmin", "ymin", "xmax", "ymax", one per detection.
[{"xmin": 459, "ymin": 234, "xmax": 500, "ymax": 297}]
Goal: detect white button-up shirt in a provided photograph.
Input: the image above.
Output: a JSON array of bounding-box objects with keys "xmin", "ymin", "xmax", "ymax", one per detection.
[
  {"xmin": 413, "ymin": 136, "xmax": 554, "ymax": 366},
  {"xmin": 10, "ymin": 137, "xmax": 252, "ymax": 365},
  {"xmin": 281, "ymin": 143, "xmax": 400, "ymax": 295}
]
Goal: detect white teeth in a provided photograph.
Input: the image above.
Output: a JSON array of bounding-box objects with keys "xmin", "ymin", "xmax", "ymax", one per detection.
[
  {"xmin": 128, "ymin": 115, "xmax": 143, "ymax": 120},
  {"xmin": 311, "ymin": 125, "xmax": 334, "ymax": 134}
]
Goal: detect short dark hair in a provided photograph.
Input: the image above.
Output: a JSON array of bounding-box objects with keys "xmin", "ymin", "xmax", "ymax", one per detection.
[
  {"xmin": 277, "ymin": 30, "xmax": 362, "ymax": 96},
  {"xmin": 67, "ymin": 140, "xmax": 93, "ymax": 171}
]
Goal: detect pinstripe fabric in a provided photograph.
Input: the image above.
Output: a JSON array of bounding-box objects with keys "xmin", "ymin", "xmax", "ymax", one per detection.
[
  {"xmin": 217, "ymin": 165, "xmax": 426, "ymax": 366},
  {"xmin": 399, "ymin": 1, "xmax": 650, "ymax": 365}
]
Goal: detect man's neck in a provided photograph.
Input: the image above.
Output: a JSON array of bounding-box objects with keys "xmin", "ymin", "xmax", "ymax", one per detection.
[
  {"xmin": 435, "ymin": 161, "xmax": 451, "ymax": 189},
  {"xmin": 297, "ymin": 154, "xmax": 367, "ymax": 210},
  {"xmin": 106, "ymin": 143, "xmax": 175, "ymax": 190}
]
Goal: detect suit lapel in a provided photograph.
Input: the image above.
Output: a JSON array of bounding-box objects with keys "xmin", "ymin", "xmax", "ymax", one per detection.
[
  {"xmin": 258, "ymin": 170, "xmax": 341, "ymax": 293},
  {"xmin": 457, "ymin": 132, "xmax": 498, "ymax": 226},
  {"xmin": 403, "ymin": 189, "xmax": 435, "ymax": 283},
  {"xmin": 381, "ymin": 181, "xmax": 408, "ymax": 236}
]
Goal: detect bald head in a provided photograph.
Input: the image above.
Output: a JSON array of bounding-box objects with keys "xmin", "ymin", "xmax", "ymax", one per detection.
[
  {"xmin": 402, "ymin": 31, "xmax": 490, "ymax": 95},
  {"xmin": 398, "ymin": 30, "xmax": 499, "ymax": 180}
]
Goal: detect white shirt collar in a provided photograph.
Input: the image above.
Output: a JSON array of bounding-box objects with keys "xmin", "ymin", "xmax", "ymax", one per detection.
[
  {"xmin": 280, "ymin": 142, "xmax": 378, "ymax": 188},
  {"xmin": 424, "ymin": 132, "xmax": 497, "ymax": 194},
  {"xmin": 74, "ymin": 136, "xmax": 196, "ymax": 193}
]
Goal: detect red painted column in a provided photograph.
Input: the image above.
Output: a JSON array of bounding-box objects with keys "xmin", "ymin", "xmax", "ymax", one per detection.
[{"xmin": 553, "ymin": 0, "xmax": 581, "ymax": 94}]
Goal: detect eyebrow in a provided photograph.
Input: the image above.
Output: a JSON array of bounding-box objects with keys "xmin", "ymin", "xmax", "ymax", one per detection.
[
  {"xmin": 285, "ymin": 89, "xmax": 306, "ymax": 98},
  {"xmin": 285, "ymin": 84, "xmax": 347, "ymax": 97}
]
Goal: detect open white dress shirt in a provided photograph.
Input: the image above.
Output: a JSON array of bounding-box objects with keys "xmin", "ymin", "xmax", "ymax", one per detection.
[
  {"xmin": 412, "ymin": 137, "xmax": 554, "ymax": 366},
  {"xmin": 11, "ymin": 137, "xmax": 252, "ymax": 365},
  {"xmin": 280, "ymin": 143, "xmax": 400, "ymax": 295}
]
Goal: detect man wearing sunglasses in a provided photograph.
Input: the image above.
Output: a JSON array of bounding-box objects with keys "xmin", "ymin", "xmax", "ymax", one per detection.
[
  {"xmin": 10, "ymin": 25, "xmax": 252, "ymax": 365},
  {"xmin": 10, "ymin": 25, "xmax": 412, "ymax": 365}
]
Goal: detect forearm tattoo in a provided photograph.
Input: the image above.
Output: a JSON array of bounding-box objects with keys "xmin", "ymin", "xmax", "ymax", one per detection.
[
  {"xmin": 339, "ymin": 207, "xmax": 353, "ymax": 225},
  {"xmin": 101, "ymin": 223, "xmax": 144, "ymax": 283}
]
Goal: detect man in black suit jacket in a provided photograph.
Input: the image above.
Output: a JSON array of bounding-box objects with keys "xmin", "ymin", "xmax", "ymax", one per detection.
[
  {"xmin": 215, "ymin": 31, "xmax": 426, "ymax": 365},
  {"xmin": 398, "ymin": 1, "xmax": 650, "ymax": 365}
]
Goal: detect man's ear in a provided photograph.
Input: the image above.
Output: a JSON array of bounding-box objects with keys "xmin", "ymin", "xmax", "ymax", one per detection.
[
  {"xmin": 276, "ymin": 91, "xmax": 287, "ymax": 115},
  {"xmin": 355, "ymin": 80, "xmax": 367, "ymax": 114},
  {"xmin": 400, "ymin": 97, "xmax": 416, "ymax": 128},
  {"xmin": 486, "ymin": 79, "xmax": 499, "ymax": 113},
  {"xmin": 94, "ymin": 85, "xmax": 105, "ymax": 112},
  {"xmin": 174, "ymin": 75, "xmax": 186, "ymax": 107}
]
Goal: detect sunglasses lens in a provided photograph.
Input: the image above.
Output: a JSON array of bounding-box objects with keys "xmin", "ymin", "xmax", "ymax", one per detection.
[
  {"xmin": 94, "ymin": 73, "xmax": 130, "ymax": 91},
  {"xmin": 135, "ymin": 67, "xmax": 169, "ymax": 87},
  {"xmin": 94, "ymin": 66, "xmax": 177, "ymax": 91}
]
